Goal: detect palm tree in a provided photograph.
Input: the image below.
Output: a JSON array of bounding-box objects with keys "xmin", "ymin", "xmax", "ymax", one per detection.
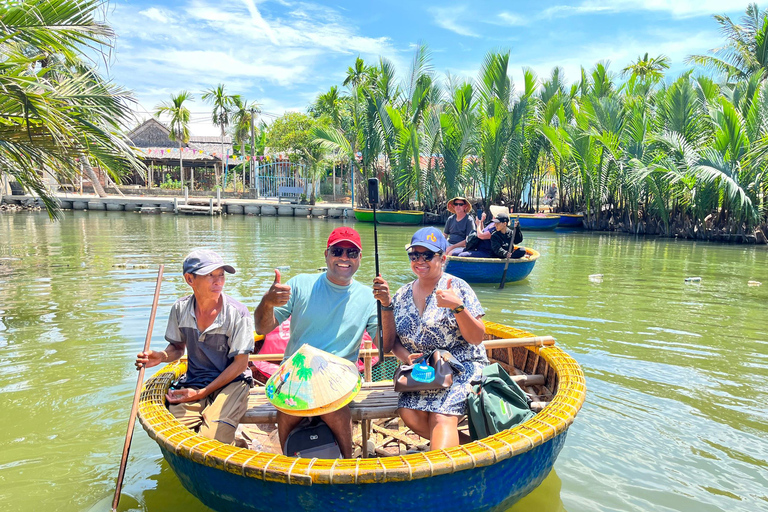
[
  {"xmin": 687, "ymin": 3, "xmax": 768, "ymax": 81},
  {"xmin": 0, "ymin": 0, "xmax": 144, "ymax": 216},
  {"xmin": 155, "ymin": 91, "xmax": 193, "ymax": 190},
  {"xmin": 230, "ymin": 96, "xmax": 260, "ymax": 190},
  {"xmin": 203, "ymin": 84, "xmax": 237, "ymax": 188},
  {"xmin": 621, "ymin": 53, "xmax": 670, "ymax": 82}
]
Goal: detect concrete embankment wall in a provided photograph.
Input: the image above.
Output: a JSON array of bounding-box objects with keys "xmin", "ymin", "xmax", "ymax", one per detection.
[{"xmin": 1, "ymin": 195, "xmax": 353, "ymax": 218}]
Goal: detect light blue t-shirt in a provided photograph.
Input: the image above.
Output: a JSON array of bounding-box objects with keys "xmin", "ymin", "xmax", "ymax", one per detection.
[{"xmin": 274, "ymin": 273, "xmax": 378, "ymax": 363}]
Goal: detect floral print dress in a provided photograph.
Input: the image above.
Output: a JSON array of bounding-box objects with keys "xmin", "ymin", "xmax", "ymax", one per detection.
[{"xmin": 392, "ymin": 273, "xmax": 487, "ymax": 415}]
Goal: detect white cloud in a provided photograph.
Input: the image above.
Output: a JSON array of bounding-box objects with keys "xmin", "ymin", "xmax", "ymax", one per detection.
[
  {"xmin": 109, "ymin": 0, "xmax": 405, "ymax": 134},
  {"xmin": 497, "ymin": 12, "xmax": 528, "ymax": 26},
  {"xmin": 543, "ymin": 0, "xmax": 754, "ymax": 19},
  {"xmin": 430, "ymin": 6, "xmax": 480, "ymax": 37},
  {"xmin": 138, "ymin": 7, "xmax": 170, "ymax": 23}
]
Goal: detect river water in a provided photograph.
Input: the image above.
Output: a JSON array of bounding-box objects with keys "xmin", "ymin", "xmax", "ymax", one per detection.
[{"xmin": 0, "ymin": 211, "xmax": 766, "ymax": 512}]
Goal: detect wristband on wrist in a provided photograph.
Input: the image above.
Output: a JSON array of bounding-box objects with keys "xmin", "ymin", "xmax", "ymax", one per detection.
[
  {"xmin": 381, "ymin": 303, "xmax": 394, "ymax": 311},
  {"xmin": 452, "ymin": 304, "xmax": 465, "ymax": 315}
]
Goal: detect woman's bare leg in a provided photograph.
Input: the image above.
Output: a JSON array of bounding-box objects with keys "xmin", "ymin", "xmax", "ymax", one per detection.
[
  {"xmin": 428, "ymin": 413, "xmax": 460, "ymax": 449},
  {"xmin": 399, "ymin": 408, "xmax": 431, "ymax": 440}
]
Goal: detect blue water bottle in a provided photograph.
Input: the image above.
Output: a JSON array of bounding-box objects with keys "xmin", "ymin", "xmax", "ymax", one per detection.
[{"xmin": 411, "ymin": 358, "xmax": 435, "ymax": 383}]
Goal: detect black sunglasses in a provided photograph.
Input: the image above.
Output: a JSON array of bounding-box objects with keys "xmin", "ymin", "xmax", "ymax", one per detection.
[
  {"xmin": 453, "ymin": 201, "xmax": 466, "ymax": 207},
  {"xmin": 329, "ymin": 247, "xmax": 360, "ymax": 259},
  {"xmin": 408, "ymin": 250, "xmax": 442, "ymax": 262}
]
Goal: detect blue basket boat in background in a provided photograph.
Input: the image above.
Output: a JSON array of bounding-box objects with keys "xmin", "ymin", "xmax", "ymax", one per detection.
[
  {"xmin": 444, "ymin": 248, "xmax": 540, "ymax": 284},
  {"xmin": 557, "ymin": 213, "xmax": 584, "ymax": 228},
  {"xmin": 514, "ymin": 214, "xmax": 560, "ymax": 230}
]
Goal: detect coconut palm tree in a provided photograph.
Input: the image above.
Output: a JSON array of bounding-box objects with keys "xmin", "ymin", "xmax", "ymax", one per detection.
[
  {"xmin": 687, "ymin": 3, "xmax": 768, "ymax": 81},
  {"xmin": 621, "ymin": 53, "xmax": 670, "ymax": 82},
  {"xmin": 0, "ymin": 0, "xmax": 144, "ymax": 216},
  {"xmin": 203, "ymin": 84, "xmax": 237, "ymax": 187},
  {"xmin": 155, "ymin": 91, "xmax": 193, "ymax": 190}
]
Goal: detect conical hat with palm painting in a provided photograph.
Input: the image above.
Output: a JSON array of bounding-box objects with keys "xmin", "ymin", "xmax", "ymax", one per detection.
[{"xmin": 265, "ymin": 344, "xmax": 362, "ymax": 417}]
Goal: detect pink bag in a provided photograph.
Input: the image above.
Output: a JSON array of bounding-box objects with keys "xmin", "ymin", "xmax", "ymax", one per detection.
[{"xmin": 251, "ymin": 318, "xmax": 377, "ymax": 380}]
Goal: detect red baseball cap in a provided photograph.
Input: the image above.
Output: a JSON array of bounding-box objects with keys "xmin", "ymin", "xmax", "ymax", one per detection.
[{"xmin": 327, "ymin": 227, "xmax": 362, "ymax": 250}]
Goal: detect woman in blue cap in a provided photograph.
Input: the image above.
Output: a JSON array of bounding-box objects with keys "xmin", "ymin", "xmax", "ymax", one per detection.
[{"xmin": 372, "ymin": 227, "xmax": 487, "ymax": 449}]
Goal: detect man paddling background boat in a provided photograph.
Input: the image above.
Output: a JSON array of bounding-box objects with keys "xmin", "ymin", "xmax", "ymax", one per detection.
[
  {"xmin": 254, "ymin": 227, "xmax": 378, "ymax": 458},
  {"xmin": 134, "ymin": 249, "xmax": 254, "ymax": 444}
]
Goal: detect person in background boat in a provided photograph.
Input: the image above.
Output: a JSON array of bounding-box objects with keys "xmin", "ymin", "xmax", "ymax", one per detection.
[
  {"xmin": 444, "ymin": 196, "xmax": 476, "ymax": 256},
  {"xmin": 543, "ymin": 183, "xmax": 558, "ymax": 206},
  {"xmin": 135, "ymin": 250, "xmax": 254, "ymax": 444},
  {"xmin": 372, "ymin": 227, "xmax": 487, "ymax": 449},
  {"xmin": 457, "ymin": 212, "xmax": 495, "ymax": 258},
  {"xmin": 254, "ymin": 227, "xmax": 378, "ymax": 458},
  {"xmin": 490, "ymin": 213, "xmax": 526, "ymax": 259}
]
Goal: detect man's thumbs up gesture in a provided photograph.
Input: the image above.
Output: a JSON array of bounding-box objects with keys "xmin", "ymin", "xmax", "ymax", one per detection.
[
  {"xmin": 435, "ymin": 278, "xmax": 462, "ymax": 310},
  {"xmin": 263, "ymin": 268, "xmax": 291, "ymax": 307}
]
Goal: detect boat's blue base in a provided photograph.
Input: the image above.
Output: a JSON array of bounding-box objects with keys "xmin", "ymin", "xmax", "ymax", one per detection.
[
  {"xmin": 445, "ymin": 258, "xmax": 537, "ymax": 283},
  {"xmin": 517, "ymin": 217, "xmax": 560, "ymax": 230},
  {"xmin": 557, "ymin": 216, "xmax": 584, "ymax": 228},
  {"xmin": 161, "ymin": 431, "xmax": 567, "ymax": 512}
]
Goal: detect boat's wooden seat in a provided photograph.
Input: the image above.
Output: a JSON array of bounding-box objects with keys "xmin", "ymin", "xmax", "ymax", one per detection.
[
  {"xmin": 241, "ymin": 373, "xmax": 548, "ymax": 424},
  {"xmin": 242, "ymin": 382, "xmax": 399, "ymax": 424}
]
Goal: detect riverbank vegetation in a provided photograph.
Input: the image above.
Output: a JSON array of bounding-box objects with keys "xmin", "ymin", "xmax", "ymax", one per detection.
[{"xmin": 299, "ymin": 4, "xmax": 768, "ymax": 242}]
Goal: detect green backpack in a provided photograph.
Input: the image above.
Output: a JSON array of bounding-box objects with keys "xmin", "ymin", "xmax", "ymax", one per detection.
[{"xmin": 467, "ymin": 363, "xmax": 535, "ymax": 440}]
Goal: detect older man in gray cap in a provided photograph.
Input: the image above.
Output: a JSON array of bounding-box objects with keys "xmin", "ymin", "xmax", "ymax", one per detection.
[{"xmin": 135, "ymin": 249, "xmax": 254, "ymax": 444}]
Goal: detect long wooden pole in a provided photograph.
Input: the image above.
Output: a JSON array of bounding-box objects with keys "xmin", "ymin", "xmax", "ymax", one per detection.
[
  {"xmin": 111, "ymin": 265, "xmax": 164, "ymax": 512},
  {"xmin": 498, "ymin": 218, "xmax": 519, "ymax": 290}
]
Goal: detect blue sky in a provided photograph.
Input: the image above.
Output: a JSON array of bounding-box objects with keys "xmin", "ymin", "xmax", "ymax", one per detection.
[{"xmin": 105, "ymin": 0, "xmax": 759, "ymax": 136}]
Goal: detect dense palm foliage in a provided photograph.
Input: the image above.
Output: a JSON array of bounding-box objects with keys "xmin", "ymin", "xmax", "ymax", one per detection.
[
  {"xmin": 308, "ymin": 5, "xmax": 768, "ymax": 239},
  {"xmin": 0, "ymin": 0, "xmax": 144, "ymax": 216}
]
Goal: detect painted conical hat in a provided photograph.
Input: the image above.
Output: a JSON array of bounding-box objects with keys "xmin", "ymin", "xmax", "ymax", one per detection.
[
  {"xmin": 489, "ymin": 205, "xmax": 510, "ymax": 218},
  {"xmin": 265, "ymin": 344, "xmax": 362, "ymax": 417}
]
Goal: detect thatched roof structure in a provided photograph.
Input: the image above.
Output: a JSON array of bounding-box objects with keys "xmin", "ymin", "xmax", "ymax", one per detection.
[{"xmin": 127, "ymin": 119, "xmax": 240, "ymax": 167}]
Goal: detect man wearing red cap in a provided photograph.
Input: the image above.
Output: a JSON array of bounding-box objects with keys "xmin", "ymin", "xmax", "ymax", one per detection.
[{"xmin": 254, "ymin": 227, "xmax": 378, "ymax": 458}]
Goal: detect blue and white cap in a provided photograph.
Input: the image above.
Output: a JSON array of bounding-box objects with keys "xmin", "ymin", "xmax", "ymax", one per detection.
[
  {"xmin": 405, "ymin": 227, "xmax": 447, "ymax": 253},
  {"xmin": 182, "ymin": 249, "xmax": 236, "ymax": 275}
]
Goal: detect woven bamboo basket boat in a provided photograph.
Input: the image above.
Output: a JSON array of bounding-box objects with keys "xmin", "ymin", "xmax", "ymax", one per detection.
[
  {"xmin": 444, "ymin": 248, "xmax": 540, "ymax": 284},
  {"xmin": 137, "ymin": 322, "xmax": 586, "ymax": 512}
]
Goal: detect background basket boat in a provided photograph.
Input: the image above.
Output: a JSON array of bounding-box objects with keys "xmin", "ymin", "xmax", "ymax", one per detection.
[
  {"xmin": 514, "ymin": 214, "xmax": 560, "ymax": 230},
  {"xmin": 557, "ymin": 214, "xmax": 584, "ymax": 228},
  {"xmin": 137, "ymin": 322, "xmax": 585, "ymax": 512},
  {"xmin": 444, "ymin": 248, "xmax": 540, "ymax": 284},
  {"xmin": 353, "ymin": 208, "xmax": 424, "ymax": 225}
]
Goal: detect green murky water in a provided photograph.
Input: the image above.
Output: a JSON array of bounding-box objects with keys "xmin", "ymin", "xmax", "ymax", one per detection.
[{"xmin": 0, "ymin": 211, "xmax": 766, "ymax": 512}]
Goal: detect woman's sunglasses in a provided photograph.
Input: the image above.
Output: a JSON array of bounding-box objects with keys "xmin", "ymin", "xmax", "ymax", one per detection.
[
  {"xmin": 453, "ymin": 202, "xmax": 466, "ymax": 207},
  {"xmin": 329, "ymin": 247, "xmax": 360, "ymax": 259},
  {"xmin": 408, "ymin": 250, "xmax": 442, "ymax": 262}
]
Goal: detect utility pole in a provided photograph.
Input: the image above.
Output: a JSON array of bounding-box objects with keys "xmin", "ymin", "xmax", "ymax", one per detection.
[{"xmin": 250, "ymin": 106, "xmax": 257, "ymax": 198}]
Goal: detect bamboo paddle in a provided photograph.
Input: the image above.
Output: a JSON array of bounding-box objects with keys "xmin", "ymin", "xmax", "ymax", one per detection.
[
  {"xmin": 498, "ymin": 219, "xmax": 518, "ymax": 289},
  {"xmin": 112, "ymin": 265, "xmax": 164, "ymax": 512}
]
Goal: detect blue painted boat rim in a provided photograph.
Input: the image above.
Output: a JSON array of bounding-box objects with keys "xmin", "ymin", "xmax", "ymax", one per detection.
[{"xmin": 445, "ymin": 248, "xmax": 540, "ymax": 265}]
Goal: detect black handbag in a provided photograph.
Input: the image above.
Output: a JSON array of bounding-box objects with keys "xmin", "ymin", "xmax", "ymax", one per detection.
[{"xmin": 393, "ymin": 349, "xmax": 464, "ymax": 392}]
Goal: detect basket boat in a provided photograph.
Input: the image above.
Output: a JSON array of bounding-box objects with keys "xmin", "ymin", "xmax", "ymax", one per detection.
[
  {"xmin": 514, "ymin": 214, "xmax": 560, "ymax": 230},
  {"xmin": 353, "ymin": 208, "xmax": 424, "ymax": 225},
  {"xmin": 557, "ymin": 214, "xmax": 584, "ymax": 228},
  {"xmin": 137, "ymin": 322, "xmax": 586, "ymax": 512},
  {"xmin": 444, "ymin": 248, "xmax": 540, "ymax": 284}
]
